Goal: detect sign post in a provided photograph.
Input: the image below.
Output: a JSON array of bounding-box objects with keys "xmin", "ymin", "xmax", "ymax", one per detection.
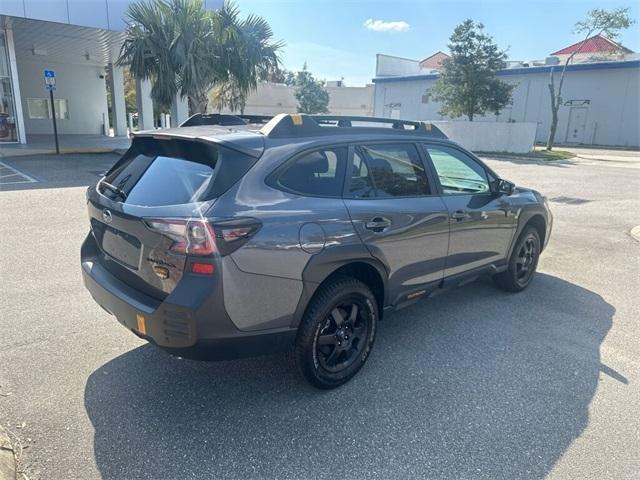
[{"xmin": 43, "ymin": 69, "xmax": 60, "ymax": 154}]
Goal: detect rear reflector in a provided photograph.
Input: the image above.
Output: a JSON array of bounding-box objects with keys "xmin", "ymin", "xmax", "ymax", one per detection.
[
  {"xmin": 191, "ymin": 262, "xmax": 214, "ymax": 275},
  {"xmin": 136, "ymin": 314, "xmax": 147, "ymax": 335}
]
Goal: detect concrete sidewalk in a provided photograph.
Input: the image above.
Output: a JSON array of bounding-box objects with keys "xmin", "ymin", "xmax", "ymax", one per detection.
[
  {"xmin": 0, "ymin": 134, "xmax": 131, "ymax": 158},
  {"xmin": 0, "ymin": 426, "xmax": 16, "ymax": 480}
]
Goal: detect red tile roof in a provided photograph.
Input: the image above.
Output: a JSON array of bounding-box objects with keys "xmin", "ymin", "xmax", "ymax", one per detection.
[
  {"xmin": 551, "ymin": 34, "xmax": 632, "ymax": 55},
  {"xmin": 419, "ymin": 51, "xmax": 450, "ymax": 69}
]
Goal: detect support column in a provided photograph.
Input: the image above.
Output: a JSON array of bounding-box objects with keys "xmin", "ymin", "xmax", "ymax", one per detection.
[
  {"xmin": 135, "ymin": 77, "xmax": 154, "ymax": 131},
  {"xmin": 108, "ymin": 63, "xmax": 127, "ymax": 136},
  {"xmin": 170, "ymin": 93, "xmax": 189, "ymax": 127},
  {"xmin": 5, "ymin": 26, "xmax": 27, "ymax": 144}
]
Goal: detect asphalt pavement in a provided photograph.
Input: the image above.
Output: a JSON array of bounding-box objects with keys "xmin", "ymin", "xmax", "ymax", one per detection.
[{"xmin": 0, "ymin": 149, "xmax": 638, "ymax": 479}]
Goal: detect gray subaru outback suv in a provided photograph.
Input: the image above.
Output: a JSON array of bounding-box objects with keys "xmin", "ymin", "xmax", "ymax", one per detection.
[{"xmin": 81, "ymin": 113, "xmax": 552, "ymax": 389}]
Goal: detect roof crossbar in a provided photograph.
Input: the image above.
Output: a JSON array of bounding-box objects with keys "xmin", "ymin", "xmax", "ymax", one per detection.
[{"xmin": 260, "ymin": 114, "xmax": 447, "ymax": 139}]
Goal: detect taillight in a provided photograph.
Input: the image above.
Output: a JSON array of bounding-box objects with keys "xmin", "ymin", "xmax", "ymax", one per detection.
[
  {"xmin": 213, "ymin": 218, "xmax": 262, "ymax": 256},
  {"xmin": 144, "ymin": 218, "xmax": 217, "ymax": 256},
  {"xmin": 143, "ymin": 217, "xmax": 261, "ymax": 257}
]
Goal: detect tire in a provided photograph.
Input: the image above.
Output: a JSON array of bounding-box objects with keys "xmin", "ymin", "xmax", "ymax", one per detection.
[
  {"xmin": 494, "ymin": 226, "xmax": 541, "ymax": 292},
  {"xmin": 295, "ymin": 276, "xmax": 378, "ymax": 389}
]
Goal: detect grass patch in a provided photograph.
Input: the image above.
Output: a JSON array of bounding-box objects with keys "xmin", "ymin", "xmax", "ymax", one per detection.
[{"xmin": 477, "ymin": 149, "xmax": 576, "ymax": 161}]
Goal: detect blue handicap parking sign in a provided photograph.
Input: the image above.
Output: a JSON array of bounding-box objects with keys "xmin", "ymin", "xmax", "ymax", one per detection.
[{"xmin": 44, "ymin": 69, "xmax": 56, "ymax": 87}]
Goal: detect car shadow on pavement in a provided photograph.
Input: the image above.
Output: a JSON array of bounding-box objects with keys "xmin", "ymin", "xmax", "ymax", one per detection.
[{"xmin": 85, "ymin": 273, "xmax": 616, "ymax": 480}]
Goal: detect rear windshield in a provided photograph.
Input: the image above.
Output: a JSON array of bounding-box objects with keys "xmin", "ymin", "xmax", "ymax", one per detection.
[{"xmin": 100, "ymin": 137, "xmax": 257, "ymax": 206}]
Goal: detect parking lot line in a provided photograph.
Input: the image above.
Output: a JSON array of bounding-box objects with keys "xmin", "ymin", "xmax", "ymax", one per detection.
[{"xmin": 0, "ymin": 161, "xmax": 38, "ymax": 185}]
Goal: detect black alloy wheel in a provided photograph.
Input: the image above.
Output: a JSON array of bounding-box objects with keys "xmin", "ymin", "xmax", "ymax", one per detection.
[
  {"xmin": 315, "ymin": 299, "xmax": 372, "ymax": 373},
  {"xmin": 494, "ymin": 226, "xmax": 541, "ymax": 292},
  {"xmin": 295, "ymin": 277, "xmax": 377, "ymax": 389}
]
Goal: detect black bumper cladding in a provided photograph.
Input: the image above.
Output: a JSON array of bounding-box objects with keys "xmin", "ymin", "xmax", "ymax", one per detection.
[{"xmin": 81, "ymin": 234, "xmax": 296, "ymax": 360}]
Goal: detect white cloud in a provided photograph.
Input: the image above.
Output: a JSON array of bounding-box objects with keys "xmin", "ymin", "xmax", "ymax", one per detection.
[{"xmin": 363, "ymin": 18, "xmax": 410, "ymax": 32}]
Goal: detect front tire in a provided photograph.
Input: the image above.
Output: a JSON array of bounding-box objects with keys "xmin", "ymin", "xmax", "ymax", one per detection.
[
  {"xmin": 494, "ymin": 226, "xmax": 541, "ymax": 292},
  {"xmin": 295, "ymin": 277, "xmax": 378, "ymax": 389}
]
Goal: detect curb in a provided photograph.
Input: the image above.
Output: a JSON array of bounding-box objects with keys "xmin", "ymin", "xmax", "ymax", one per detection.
[
  {"xmin": 0, "ymin": 147, "xmax": 122, "ymax": 159},
  {"xmin": 0, "ymin": 425, "xmax": 16, "ymax": 480}
]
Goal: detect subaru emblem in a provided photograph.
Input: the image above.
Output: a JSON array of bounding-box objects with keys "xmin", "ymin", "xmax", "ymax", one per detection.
[{"xmin": 102, "ymin": 209, "xmax": 113, "ymax": 224}]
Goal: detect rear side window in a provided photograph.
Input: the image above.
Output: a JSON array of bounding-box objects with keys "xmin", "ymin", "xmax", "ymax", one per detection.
[
  {"xmin": 275, "ymin": 147, "xmax": 347, "ymax": 197},
  {"xmin": 348, "ymin": 143, "xmax": 431, "ymax": 198},
  {"xmin": 101, "ymin": 138, "xmax": 256, "ymax": 206},
  {"xmin": 348, "ymin": 151, "xmax": 375, "ymax": 198}
]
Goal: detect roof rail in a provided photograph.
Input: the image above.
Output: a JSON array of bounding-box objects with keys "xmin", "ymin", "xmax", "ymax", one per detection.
[{"xmin": 260, "ymin": 114, "xmax": 447, "ymax": 139}]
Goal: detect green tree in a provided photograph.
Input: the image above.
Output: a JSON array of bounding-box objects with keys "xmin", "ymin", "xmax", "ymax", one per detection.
[
  {"xmin": 546, "ymin": 8, "xmax": 633, "ymax": 150},
  {"xmin": 432, "ymin": 20, "xmax": 514, "ymax": 121},
  {"xmin": 117, "ymin": 0, "xmax": 282, "ymax": 115},
  {"xmin": 208, "ymin": 3, "xmax": 283, "ymax": 113},
  {"xmin": 292, "ymin": 64, "xmax": 329, "ymax": 114}
]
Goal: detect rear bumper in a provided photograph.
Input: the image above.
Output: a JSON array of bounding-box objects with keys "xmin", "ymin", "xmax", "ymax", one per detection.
[{"xmin": 81, "ymin": 235, "xmax": 296, "ymax": 360}]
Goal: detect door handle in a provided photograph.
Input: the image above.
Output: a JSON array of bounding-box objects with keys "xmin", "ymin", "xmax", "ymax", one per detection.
[
  {"xmin": 365, "ymin": 217, "xmax": 391, "ymax": 232},
  {"xmin": 451, "ymin": 210, "xmax": 470, "ymax": 221}
]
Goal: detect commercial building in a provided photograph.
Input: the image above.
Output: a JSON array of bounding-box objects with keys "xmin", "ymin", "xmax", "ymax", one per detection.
[
  {"xmin": 216, "ymin": 81, "xmax": 374, "ymax": 117},
  {"xmin": 373, "ymin": 37, "xmax": 640, "ymax": 147},
  {"xmin": 0, "ymin": 0, "xmax": 221, "ymax": 145}
]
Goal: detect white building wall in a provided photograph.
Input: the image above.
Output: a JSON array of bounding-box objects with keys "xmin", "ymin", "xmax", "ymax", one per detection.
[
  {"xmin": 16, "ymin": 56, "xmax": 109, "ymax": 135},
  {"xmin": 374, "ymin": 64, "xmax": 640, "ymax": 147},
  {"xmin": 218, "ymin": 83, "xmax": 374, "ymax": 117},
  {"xmin": 375, "ymin": 54, "xmax": 421, "ymax": 77}
]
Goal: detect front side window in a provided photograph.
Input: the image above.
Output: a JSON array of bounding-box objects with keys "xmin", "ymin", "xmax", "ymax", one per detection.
[
  {"xmin": 276, "ymin": 147, "xmax": 347, "ymax": 197},
  {"xmin": 425, "ymin": 145, "xmax": 490, "ymax": 194},
  {"xmin": 350, "ymin": 143, "xmax": 430, "ymax": 198}
]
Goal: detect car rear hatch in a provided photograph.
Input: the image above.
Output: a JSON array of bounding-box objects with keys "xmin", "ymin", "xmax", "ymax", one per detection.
[{"xmin": 86, "ymin": 135, "xmax": 261, "ymax": 299}]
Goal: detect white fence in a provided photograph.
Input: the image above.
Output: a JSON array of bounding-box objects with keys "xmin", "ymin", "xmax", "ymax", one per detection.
[{"xmin": 432, "ymin": 121, "xmax": 538, "ymax": 154}]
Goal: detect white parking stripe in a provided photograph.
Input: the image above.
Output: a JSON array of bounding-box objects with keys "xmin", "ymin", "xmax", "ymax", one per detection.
[{"xmin": 0, "ymin": 161, "xmax": 38, "ymax": 184}]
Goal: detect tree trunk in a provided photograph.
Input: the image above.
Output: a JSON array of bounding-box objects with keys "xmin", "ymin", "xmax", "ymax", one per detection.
[
  {"xmin": 188, "ymin": 91, "xmax": 209, "ymax": 115},
  {"xmin": 546, "ymin": 30, "xmax": 594, "ymax": 151},
  {"xmin": 546, "ymin": 78, "xmax": 558, "ymax": 151},
  {"xmin": 547, "ymin": 105, "xmax": 558, "ymax": 151}
]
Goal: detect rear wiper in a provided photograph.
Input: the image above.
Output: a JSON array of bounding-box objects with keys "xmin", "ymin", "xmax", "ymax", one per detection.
[{"xmin": 100, "ymin": 181, "xmax": 128, "ymax": 200}]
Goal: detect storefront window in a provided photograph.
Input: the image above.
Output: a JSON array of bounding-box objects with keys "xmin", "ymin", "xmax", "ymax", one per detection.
[{"xmin": 0, "ymin": 31, "xmax": 19, "ymax": 142}]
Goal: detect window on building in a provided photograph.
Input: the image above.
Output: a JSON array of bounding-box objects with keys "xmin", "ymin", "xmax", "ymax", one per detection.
[
  {"xmin": 421, "ymin": 88, "xmax": 431, "ymax": 104},
  {"xmin": 0, "ymin": 32, "xmax": 18, "ymax": 142},
  {"xmin": 27, "ymin": 98, "xmax": 69, "ymax": 120}
]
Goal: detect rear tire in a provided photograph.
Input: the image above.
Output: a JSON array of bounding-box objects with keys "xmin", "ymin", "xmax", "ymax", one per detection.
[
  {"xmin": 494, "ymin": 226, "xmax": 541, "ymax": 292},
  {"xmin": 295, "ymin": 277, "xmax": 378, "ymax": 389}
]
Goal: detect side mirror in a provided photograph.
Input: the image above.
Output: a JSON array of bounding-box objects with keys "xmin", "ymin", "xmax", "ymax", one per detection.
[{"xmin": 495, "ymin": 179, "xmax": 515, "ymax": 196}]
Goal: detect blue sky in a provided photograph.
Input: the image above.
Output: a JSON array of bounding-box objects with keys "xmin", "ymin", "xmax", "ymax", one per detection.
[{"xmin": 236, "ymin": 0, "xmax": 640, "ymax": 86}]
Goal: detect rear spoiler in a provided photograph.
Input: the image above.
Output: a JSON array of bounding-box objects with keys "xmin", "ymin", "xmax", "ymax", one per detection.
[{"xmin": 180, "ymin": 113, "xmax": 274, "ymax": 127}]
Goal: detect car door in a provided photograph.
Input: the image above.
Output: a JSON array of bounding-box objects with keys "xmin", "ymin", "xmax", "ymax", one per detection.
[
  {"xmin": 343, "ymin": 142, "xmax": 450, "ymax": 305},
  {"xmin": 422, "ymin": 143, "xmax": 517, "ymax": 277}
]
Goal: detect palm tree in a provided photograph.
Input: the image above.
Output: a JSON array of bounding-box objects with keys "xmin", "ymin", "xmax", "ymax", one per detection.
[
  {"xmin": 117, "ymin": 0, "xmax": 282, "ymax": 115},
  {"xmin": 208, "ymin": 4, "xmax": 283, "ymax": 113}
]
